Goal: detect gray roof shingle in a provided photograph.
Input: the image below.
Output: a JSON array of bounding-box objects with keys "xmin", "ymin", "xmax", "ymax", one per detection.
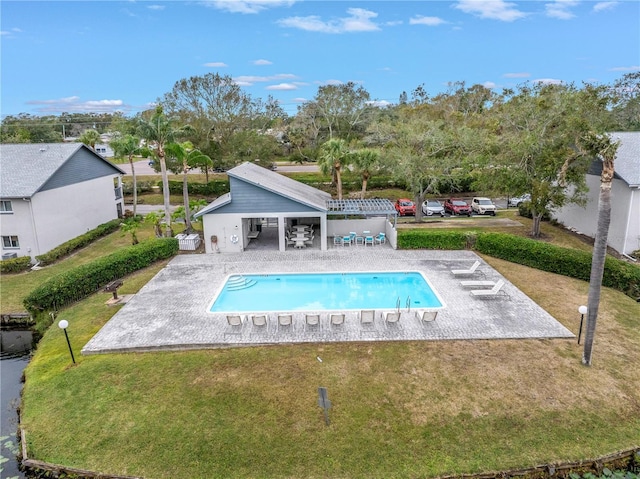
[
  {"xmin": 610, "ymin": 132, "xmax": 640, "ymax": 187},
  {"xmin": 0, "ymin": 143, "xmax": 124, "ymax": 198}
]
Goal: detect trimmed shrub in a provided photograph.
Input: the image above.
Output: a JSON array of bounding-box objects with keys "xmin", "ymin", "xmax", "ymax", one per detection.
[
  {"xmin": 35, "ymin": 219, "xmax": 122, "ymax": 266},
  {"xmin": 162, "ymin": 180, "xmax": 229, "ymax": 197},
  {"xmin": 0, "ymin": 255, "xmax": 32, "ymax": 274},
  {"xmin": 397, "ymin": 229, "xmax": 470, "ymax": 250},
  {"xmin": 475, "ymin": 232, "xmax": 640, "ymax": 300},
  {"xmin": 23, "ymin": 238, "xmax": 178, "ymax": 313}
]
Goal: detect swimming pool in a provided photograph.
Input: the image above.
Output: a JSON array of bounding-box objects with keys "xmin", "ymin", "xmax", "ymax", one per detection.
[{"xmin": 208, "ymin": 271, "xmax": 445, "ymax": 313}]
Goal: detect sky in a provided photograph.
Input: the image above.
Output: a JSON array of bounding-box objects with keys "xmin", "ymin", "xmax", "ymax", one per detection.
[{"xmin": 1, "ymin": 0, "xmax": 639, "ymax": 118}]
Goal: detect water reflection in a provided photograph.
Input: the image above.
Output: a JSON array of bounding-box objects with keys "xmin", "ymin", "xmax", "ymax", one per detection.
[{"xmin": 1, "ymin": 328, "xmax": 35, "ymax": 479}]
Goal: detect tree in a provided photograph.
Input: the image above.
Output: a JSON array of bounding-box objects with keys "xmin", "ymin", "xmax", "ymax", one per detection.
[
  {"xmin": 350, "ymin": 148, "xmax": 380, "ymax": 199},
  {"xmin": 109, "ymin": 134, "xmax": 149, "ymax": 217},
  {"xmin": 78, "ymin": 129, "xmax": 101, "ymax": 150},
  {"xmin": 580, "ymin": 132, "xmax": 620, "ymax": 366},
  {"xmin": 312, "ymin": 82, "xmax": 373, "ymax": 141},
  {"xmin": 318, "ymin": 139, "xmax": 350, "ymax": 200},
  {"xmin": 120, "ymin": 217, "xmax": 141, "ymax": 245},
  {"xmin": 137, "ymin": 106, "xmax": 191, "ymax": 237},
  {"xmin": 609, "ymin": 72, "xmax": 640, "ymax": 131},
  {"xmin": 490, "ymin": 83, "xmax": 602, "ymax": 237},
  {"xmin": 165, "ymin": 141, "xmax": 211, "ymax": 234}
]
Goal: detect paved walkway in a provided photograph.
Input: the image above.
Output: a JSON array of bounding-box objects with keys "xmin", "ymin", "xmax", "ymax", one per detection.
[{"xmin": 82, "ymin": 249, "xmax": 574, "ymax": 355}]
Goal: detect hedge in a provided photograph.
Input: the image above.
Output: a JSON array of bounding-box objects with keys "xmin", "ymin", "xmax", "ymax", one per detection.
[
  {"xmin": 35, "ymin": 219, "xmax": 122, "ymax": 266},
  {"xmin": 397, "ymin": 229, "xmax": 469, "ymax": 250},
  {"xmin": 475, "ymin": 232, "xmax": 640, "ymax": 300},
  {"xmin": 0, "ymin": 255, "xmax": 32, "ymax": 274},
  {"xmin": 162, "ymin": 180, "xmax": 230, "ymax": 196},
  {"xmin": 23, "ymin": 238, "xmax": 179, "ymax": 313}
]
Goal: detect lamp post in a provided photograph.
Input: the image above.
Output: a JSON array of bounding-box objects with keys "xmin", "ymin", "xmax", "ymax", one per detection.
[
  {"xmin": 58, "ymin": 320, "xmax": 76, "ymax": 364},
  {"xmin": 577, "ymin": 305, "xmax": 588, "ymax": 345}
]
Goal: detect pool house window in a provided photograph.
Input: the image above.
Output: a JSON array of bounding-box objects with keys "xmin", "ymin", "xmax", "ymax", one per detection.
[
  {"xmin": 2, "ymin": 236, "xmax": 20, "ymax": 248},
  {"xmin": 0, "ymin": 200, "xmax": 13, "ymax": 213}
]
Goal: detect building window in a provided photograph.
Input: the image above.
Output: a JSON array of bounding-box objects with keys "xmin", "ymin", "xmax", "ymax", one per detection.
[
  {"xmin": 2, "ymin": 235, "xmax": 19, "ymax": 248},
  {"xmin": 0, "ymin": 200, "xmax": 13, "ymax": 213}
]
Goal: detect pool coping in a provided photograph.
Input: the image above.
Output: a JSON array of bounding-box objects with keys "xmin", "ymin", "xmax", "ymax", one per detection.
[{"xmin": 81, "ymin": 249, "xmax": 575, "ymax": 355}]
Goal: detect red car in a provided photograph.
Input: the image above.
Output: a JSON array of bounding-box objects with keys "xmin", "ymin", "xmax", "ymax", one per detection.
[
  {"xmin": 395, "ymin": 198, "xmax": 416, "ymax": 216},
  {"xmin": 443, "ymin": 198, "xmax": 472, "ymax": 216}
]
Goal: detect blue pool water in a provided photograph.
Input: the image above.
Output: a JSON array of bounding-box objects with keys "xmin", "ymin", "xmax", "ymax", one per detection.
[{"xmin": 209, "ymin": 271, "xmax": 444, "ymax": 313}]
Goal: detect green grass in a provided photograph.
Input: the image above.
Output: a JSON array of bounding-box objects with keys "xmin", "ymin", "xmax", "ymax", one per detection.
[{"xmin": 8, "ymin": 210, "xmax": 640, "ymax": 479}]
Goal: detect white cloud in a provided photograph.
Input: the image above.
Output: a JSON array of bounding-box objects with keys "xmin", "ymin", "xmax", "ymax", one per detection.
[
  {"xmin": 503, "ymin": 72, "xmax": 531, "ymax": 78},
  {"xmin": 277, "ymin": 8, "xmax": 380, "ymax": 33},
  {"xmin": 367, "ymin": 100, "xmax": 392, "ymax": 107},
  {"xmin": 482, "ymin": 81, "xmax": 497, "ymax": 89},
  {"xmin": 203, "ymin": 62, "xmax": 228, "ymax": 67},
  {"xmin": 409, "ymin": 16, "xmax": 447, "ymax": 26},
  {"xmin": 253, "ymin": 59, "xmax": 273, "ymax": 65},
  {"xmin": 25, "ymin": 96, "xmax": 130, "ymax": 113},
  {"xmin": 203, "ymin": 0, "xmax": 296, "ymax": 14},
  {"xmin": 545, "ymin": 0, "xmax": 579, "ymax": 19},
  {"xmin": 609, "ymin": 65, "xmax": 640, "ymax": 72},
  {"xmin": 147, "ymin": 5, "xmax": 165, "ymax": 10},
  {"xmin": 454, "ymin": 0, "xmax": 528, "ymax": 21},
  {"xmin": 292, "ymin": 97, "xmax": 307, "ymax": 103},
  {"xmin": 533, "ymin": 78, "xmax": 564, "ymax": 85},
  {"xmin": 266, "ymin": 83, "xmax": 298, "ymax": 91},
  {"xmin": 233, "ymin": 74, "xmax": 297, "ymax": 84},
  {"xmin": 1, "ymin": 27, "xmax": 23, "ymax": 37},
  {"xmin": 593, "ymin": 2, "xmax": 618, "ymax": 12}
]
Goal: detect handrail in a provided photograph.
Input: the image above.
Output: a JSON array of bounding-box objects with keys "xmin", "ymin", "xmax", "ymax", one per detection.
[
  {"xmin": 405, "ymin": 296, "xmax": 411, "ymax": 312},
  {"xmin": 396, "ymin": 296, "xmax": 401, "ymax": 313}
]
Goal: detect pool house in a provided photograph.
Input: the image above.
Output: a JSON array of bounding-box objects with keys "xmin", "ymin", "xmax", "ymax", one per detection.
[{"xmin": 195, "ymin": 162, "xmax": 399, "ymax": 253}]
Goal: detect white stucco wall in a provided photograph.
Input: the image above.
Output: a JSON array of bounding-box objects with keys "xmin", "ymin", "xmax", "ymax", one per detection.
[
  {"xmin": 553, "ymin": 175, "xmax": 640, "ymax": 255},
  {"xmin": 1, "ymin": 176, "xmax": 122, "ymax": 260}
]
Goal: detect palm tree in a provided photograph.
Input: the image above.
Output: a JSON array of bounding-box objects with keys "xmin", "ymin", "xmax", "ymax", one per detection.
[
  {"xmin": 78, "ymin": 129, "xmax": 101, "ymax": 150},
  {"xmin": 581, "ymin": 132, "xmax": 620, "ymax": 366},
  {"xmin": 137, "ymin": 106, "xmax": 191, "ymax": 237},
  {"xmin": 351, "ymin": 148, "xmax": 380, "ymax": 199},
  {"xmin": 318, "ymin": 138, "xmax": 350, "ymax": 200},
  {"xmin": 165, "ymin": 141, "xmax": 211, "ymax": 234},
  {"xmin": 109, "ymin": 134, "xmax": 149, "ymax": 217}
]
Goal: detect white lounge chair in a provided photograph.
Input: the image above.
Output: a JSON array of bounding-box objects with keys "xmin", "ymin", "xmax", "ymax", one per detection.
[
  {"xmin": 415, "ymin": 310, "xmax": 438, "ymax": 325},
  {"xmin": 305, "ymin": 313, "xmax": 321, "ymax": 332},
  {"xmin": 383, "ymin": 311, "xmax": 401, "ymax": 329},
  {"xmin": 359, "ymin": 309, "xmax": 376, "ymax": 335},
  {"xmin": 459, "ymin": 280, "xmax": 495, "ymax": 288},
  {"xmin": 451, "ymin": 260, "xmax": 481, "ymax": 276},
  {"xmin": 250, "ymin": 314, "xmax": 269, "ymax": 334},
  {"xmin": 277, "ymin": 313, "xmax": 294, "ymax": 332},
  {"xmin": 224, "ymin": 314, "xmax": 244, "ymax": 337},
  {"xmin": 470, "ymin": 280, "xmax": 508, "ymax": 298},
  {"xmin": 329, "ymin": 313, "xmax": 345, "ymax": 330}
]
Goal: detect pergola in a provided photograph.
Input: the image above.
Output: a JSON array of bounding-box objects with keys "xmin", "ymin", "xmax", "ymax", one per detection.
[{"xmin": 326, "ymin": 199, "xmax": 398, "ymax": 226}]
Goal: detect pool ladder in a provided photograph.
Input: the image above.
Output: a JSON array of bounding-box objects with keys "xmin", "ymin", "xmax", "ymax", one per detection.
[
  {"xmin": 395, "ymin": 296, "xmax": 412, "ymax": 313},
  {"xmin": 226, "ymin": 275, "xmax": 257, "ymax": 291}
]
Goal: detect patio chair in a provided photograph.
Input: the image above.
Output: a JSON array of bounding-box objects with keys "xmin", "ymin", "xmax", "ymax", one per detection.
[
  {"xmin": 459, "ymin": 280, "xmax": 495, "ymax": 288},
  {"xmin": 333, "ymin": 235, "xmax": 343, "ymax": 246},
  {"xmin": 383, "ymin": 311, "xmax": 401, "ymax": 329},
  {"xmin": 415, "ymin": 310, "xmax": 438, "ymax": 325},
  {"xmin": 277, "ymin": 313, "xmax": 294, "ymax": 332},
  {"xmin": 342, "ymin": 235, "xmax": 352, "ymax": 246},
  {"xmin": 451, "ymin": 260, "xmax": 481, "ymax": 276},
  {"xmin": 304, "ymin": 313, "xmax": 321, "ymax": 333},
  {"xmin": 250, "ymin": 314, "xmax": 270, "ymax": 335},
  {"xmin": 359, "ymin": 309, "xmax": 377, "ymax": 336},
  {"xmin": 329, "ymin": 313, "xmax": 345, "ymax": 330},
  {"xmin": 224, "ymin": 314, "xmax": 245, "ymax": 337},
  {"xmin": 470, "ymin": 280, "xmax": 508, "ymax": 299},
  {"xmin": 364, "ymin": 235, "xmax": 374, "ymax": 247},
  {"xmin": 374, "ymin": 232, "xmax": 386, "ymax": 245}
]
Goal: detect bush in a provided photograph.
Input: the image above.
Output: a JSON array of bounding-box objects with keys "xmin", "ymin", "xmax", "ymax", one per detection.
[
  {"xmin": 517, "ymin": 201, "xmax": 551, "ymax": 220},
  {"xmin": 162, "ymin": 180, "xmax": 230, "ymax": 197},
  {"xmin": 122, "ymin": 180, "xmax": 156, "ymax": 195},
  {"xmin": 475, "ymin": 232, "xmax": 640, "ymax": 300},
  {"xmin": 24, "ymin": 238, "xmax": 179, "ymax": 313},
  {"xmin": 35, "ymin": 219, "xmax": 122, "ymax": 266},
  {"xmin": 397, "ymin": 230, "xmax": 470, "ymax": 250},
  {"xmin": 0, "ymin": 255, "xmax": 32, "ymax": 274}
]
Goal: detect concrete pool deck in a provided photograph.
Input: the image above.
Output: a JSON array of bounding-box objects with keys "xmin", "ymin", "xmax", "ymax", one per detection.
[{"xmin": 81, "ymin": 249, "xmax": 575, "ymax": 355}]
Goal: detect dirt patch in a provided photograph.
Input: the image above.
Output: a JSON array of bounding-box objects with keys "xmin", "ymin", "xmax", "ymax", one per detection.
[{"xmin": 398, "ymin": 217, "xmax": 526, "ymax": 229}]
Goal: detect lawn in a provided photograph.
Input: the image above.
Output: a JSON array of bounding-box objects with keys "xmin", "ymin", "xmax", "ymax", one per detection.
[{"xmin": 9, "ymin": 217, "xmax": 640, "ymax": 479}]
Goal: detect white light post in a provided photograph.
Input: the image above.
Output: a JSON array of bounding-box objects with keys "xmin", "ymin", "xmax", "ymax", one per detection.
[
  {"xmin": 577, "ymin": 305, "xmax": 588, "ymax": 345},
  {"xmin": 58, "ymin": 320, "xmax": 76, "ymax": 364}
]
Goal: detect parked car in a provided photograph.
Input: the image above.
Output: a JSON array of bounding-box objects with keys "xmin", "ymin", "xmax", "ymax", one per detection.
[
  {"xmin": 422, "ymin": 200, "xmax": 445, "ymax": 217},
  {"xmin": 508, "ymin": 193, "xmax": 531, "ymax": 207},
  {"xmin": 471, "ymin": 197, "xmax": 497, "ymax": 216},
  {"xmin": 443, "ymin": 198, "xmax": 472, "ymax": 216},
  {"xmin": 395, "ymin": 198, "xmax": 416, "ymax": 216}
]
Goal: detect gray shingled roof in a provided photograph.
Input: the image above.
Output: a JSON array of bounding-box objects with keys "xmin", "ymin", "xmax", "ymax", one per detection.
[
  {"xmin": 228, "ymin": 162, "xmax": 331, "ymax": 210},
  {"xmin": 0, "ymin": 143, "xmax": 125, "ymax": 198},
  {"xmin": 610, "ymin": 132, "xmax": 640, "ymax": 187}
]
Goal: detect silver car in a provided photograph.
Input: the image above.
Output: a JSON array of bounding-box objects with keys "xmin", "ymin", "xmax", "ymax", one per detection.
[
  {"xmin": 508, "ymin": 194, "xmax": 531, "ymax": 207},
  {"xmin": 422, "ymin": 200, "xmax": 445, "ymax": 216}
]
